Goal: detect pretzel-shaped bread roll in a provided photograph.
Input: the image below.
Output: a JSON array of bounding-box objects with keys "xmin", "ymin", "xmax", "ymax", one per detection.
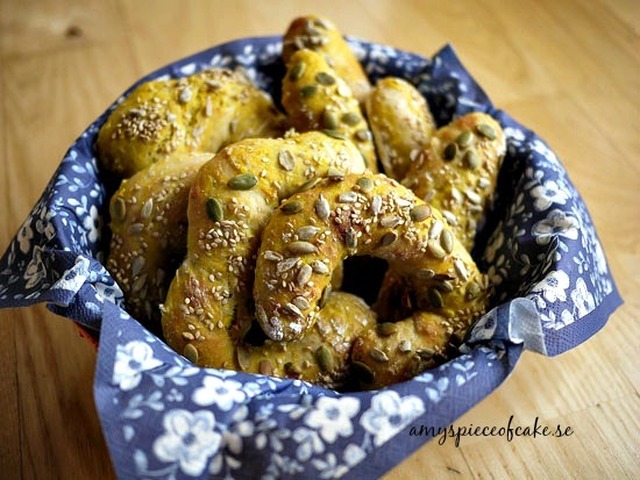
[
  {"xmin": 282, "ymin": 49, "xmax": 378, "ymax": 172},
  {"xmin": 98, "ymin": 68, "xmax": 287, "ymax": 177},
  {"xmin": 253, "ymin": 172, "xmax": 489, "ymax": 343},
  {"xmin": 366, "ymin": 77, "xmax": 436, "ymax": 180},
  {"xmin": 283, "ymin": 15, "xmax": 371, "ymax": 105},
  {"xmin": 160, "ymin": 131, "xmax": 367, "ymax": 387}
]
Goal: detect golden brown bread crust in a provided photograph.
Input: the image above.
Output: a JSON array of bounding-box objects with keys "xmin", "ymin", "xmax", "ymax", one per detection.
[
  {"xmin": 366, "ymin": 77, "xmax": 436, "ymax": 180},
  {"xmin": 97, "ymin": 68, "xmax": 287, "ymax": 177},
  {"xmin": 160, "ymin": 131, "xmax": 367, "ymax": 388},
  {"xmin": 253, "ymin": 172, "xmax": 489, "ymax": 343},
  {"xmin": 281, "ymin": 49, "xmax": 378, "ymax": 172},
  {"xmin": 106, "ymin": 152, "xmax": 212, "ymax": 325},
  {"xmin": 282, "ymin": 15, "xmax": 371, "ymax": 105},
  {"xmin": 402, "ymin": 112, "xmax": 506, "ymax": 250}
]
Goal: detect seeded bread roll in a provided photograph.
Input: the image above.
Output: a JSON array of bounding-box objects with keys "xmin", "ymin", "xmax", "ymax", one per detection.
[
  {"xmin": 253, "ymin": 172, "xmax": 489, "ymax": 343},
  {"xmin": 97, "ymin": 68, "xmax": 287, "ymax": 177},
  {"xmin": 282, "ymin": 49, "xmax": 378, "ymax": 172},
  {"xmin": 283, "ymin": 15, "xmax": 371, "ymax": 105},
  {"xmin": 366, "ymin": 77, "xmax": 436, "ymax": 180},
  {"xmin": 161, "ymin": 131, "xmax": 366, "ymax": 385},
  {"xmin": 106, "ymin": 152, "xmax": 212, "ymax": 326},
  {"xmin": 236, "ymin": 291, "xmax": 377, "ymax": 388},
  {"xmin": 402, "ymin": 112, "xmax": 506, "ymax": 250}
]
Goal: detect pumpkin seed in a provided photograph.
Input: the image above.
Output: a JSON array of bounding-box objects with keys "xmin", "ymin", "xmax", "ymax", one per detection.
[
  {"xmin": 322, "ymin": 109, "xmax": 340, "ymax": 130},
  {"xmin": 236, "ymin": 346, "xmax": 251, "ymax": 371},
  {"xmin": 315, "ymin": 345, "xmax": 333, "ymax": 372},
  {"xmin": 355, "ymin": 129, "xmax": 371, "ymax": 142},
  {"xmin": 258, "ymin": 359, "xmax": 272, "ymax": 375},
  {"xmin": 476, "ymin": 123, "xmax": 496, "ymax": 140},
  {"xmin": 351, "ymin": 361, "xmax": 374, "ymax": 383},
  {"xmin": 228, "ymin": 173, "xmax": 258, "ymax": 190},
  {"xmin": 111, "ymin": 197, "xmax": 126, "ymax": 222},
  {"xmin": 440, "ymin": 229, "xmax": 454, "ymax": 254},
  {"xmin": 455, "ymin": 130, "xmax": 472, "ymax": 147},
  {"xmin": 316, "ymin": 72, "xmax": 336, "ymax": 85},
  {"xmin": 183, "ymin": 343, "xmax": 199, "ymax": 363},
  {"xmin": 410, "ymin": 204, "xmax": 431, "ymax": 222},
  {"xmin": 205, "ymin": 198, "xmax": 223, "ymax": 222},
  {"xmin": 298, "ymin": 177, "xmax": 321, "ymax": 192},
  {"xmin": 416, "ymin": 347, "xmax": 435, "ymax": 359},
  {"xmin": 281, "ymin": 201, "xmax": 302, "ymax": 215},
  {"xmin": 341, "ymin": 112, "xmax": 361, "ymax": 126},
  {"xmin": 288, "ymin": 241, "xmax": 318, "ymax": 255},
  {"xmin": 319, "ymin": 283, "xmax": 332, "ymax": 308},
  {"xmin": 428, "ymin": 288, "xmax": 444, "ymax": 308},
  {"xmin": 463, "ymin": 150, "xmax": 479, "ymax": 170},
  {"xmin": 417, "ymin": 268, "xmax": 435, "ymax": 279},
  {"xmin": 285, "ymin": 362, "xmax": 302, "ymax": 376},
  {"xmin": 289, "ymin": 62, "xmax": 306, "ymax": 81},
  {"xmin": 323, "ymin": 129, "xmax": 347, "ymax": 140},
  {"xmin": 128, "ymin": 223, "xmax": 144, "ymax": 235},
  {"xmin": 356, "ymin": 177, "xmax": 373, "ymax": 193},
  {"xmin": 443, "ymin": 142, "xmax": 458, "ymax": 161},
  {"xmin": 377, "ymin": 322, "xmax": 398, "ymax": 337},
  {"xmin": 466, "ymin": 282, "xmax": 481, "ymax": 300},
  {"xmin": 380, "ymin": 231, "xmax": 397, "ymax": 247},
  {"xmin": 427, "ymin": 239, "xmax": 446, "ymax": 259},
  {"xmin": 300, "ymin": 85, "xmax": 318, "ymax": 97}
]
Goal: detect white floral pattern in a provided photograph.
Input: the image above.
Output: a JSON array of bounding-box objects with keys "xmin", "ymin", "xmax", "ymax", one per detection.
[{"xmin": 0, "ymin": 36, "xmax": 622, "ymax": 479}]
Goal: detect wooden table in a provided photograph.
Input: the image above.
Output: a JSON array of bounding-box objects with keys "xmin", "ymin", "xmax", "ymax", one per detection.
[{"xmin": 1, "ymin": 0, "xmax": 638, "ymax": 478}]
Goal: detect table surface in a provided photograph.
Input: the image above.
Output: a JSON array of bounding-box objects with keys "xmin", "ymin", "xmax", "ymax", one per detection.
[{"xmin": 1, "ymin": 0, "xmax": 638, "ymax": 478}]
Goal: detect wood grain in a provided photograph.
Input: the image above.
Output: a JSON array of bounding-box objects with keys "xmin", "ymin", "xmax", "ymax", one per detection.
[{"xmin": 0, "ymin": 0, "xmax": 638, "ymax": 478}]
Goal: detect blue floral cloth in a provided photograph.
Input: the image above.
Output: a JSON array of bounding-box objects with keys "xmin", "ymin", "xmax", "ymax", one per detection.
[{"xmin": 0, "ymin": 36, "xmax": 622, "ymax": 479}]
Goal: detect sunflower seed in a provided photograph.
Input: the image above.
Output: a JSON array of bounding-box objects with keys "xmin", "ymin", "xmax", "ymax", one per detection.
[
  {"xmin": 398, "ymin": 340, "xmax": 412, "ymax": 353},
  {"xmin": 141, "ymin": 199, "xmax": 154, "ymax": 219},
  {"xmin": 228, "ymin": 173, "xmax": 258, "ymax": 190},
  {"xmin": 285, "ymin": 302, "xmax": 304, "ymax": 318},
  {"xmin": 292, "ymin": 296, "xmax": 310, "ymax": 311},
  {"xmin": 288, "ymin": 241, "xmax": 318, "ymax": 255},
  {"xmin": 370, "ymin": 195, "xmax": 382, "ymax": 215},
  {"xmin": 465, "ymin": 189, "xmax": 483, "ymax": 205},
  {"xmin": 344, "ymin": 229, "xmax": 357, "ymax": 249},
  {"xmin": 315, "ymin": 195, "xmax": 330, "ymax": 220},
  {"xmin": 131, "ymin": 256, "xmax": 145, "ymax": 277},
  {"xmin": 255, "ymin": 304, "xmax": 268, "ymax": 324},
  {"xmin": 417, "ymin": 268, "xmax": 435, "ymax": 279},
  {"xmin": 298, "ymin": 177, "xmax": 321, "ymax": 192},
  {"xmin": 355, "ymin": 129, "xmax": 372, "ymax": 142},
  {"xmin": 370, "ymin": 348, "xmax": 389, "ymax": 362},
  {"xmin": 338, "ymin": 192, "xmax": 358, "ymax": 203},
  {"xmin": 429, "ymin": 220, "xmax": 443, "ymax": 239},
  {"xmin": 179, "ymin": 87, "xmax": 192, "ymax": 103},
  {"xmin": 278, "ymin": 150, "xmax": 295, "ymax": 171},
  {"xmin": 454, "ymin": 259, "xmax": 469, "ymax": 281},
  {"xmin": 277, "ymin": 257, "xmax": 300, "ymax": 273},
  {"xmin": 323, "ymin": 129, "xmax": 347, "ymax": 140},
  {"xmin": 326, "ymin": 167, "xmax": 344, "ymax": 181},
  {"xmin": 236, "ymin": 346, "xmax": 251, "ymax": 371},
  {"xmin": 128, "ymin": 223, "xmax": 144, "ymax": 235},
  {"xmin": 285, "ymin": 362, "xmax": 302, "ymax": 376},
  {"xmin": 263, "ymin": 250, "xmax": 283, "ymax": 262},
  {"xmin": 296, "ymin": 263, "xmax": 313, "ymax": 286},
  {"xmin": 466, "ymin": 282, "xmax": 481, "ymax": 300},
  {"xmin": 319, "ymin": 284, "xmax": 332, "ymax": 308},
  {"xmin": 380, "ymin": 215, "xmax": 402, "ymax": 228},
  {"xmin": 311, "ymin": 260, "xmax": 330, "ymax": 274},
  {"xmin": 297, "ymin": 226, "xmax": 320, "ymax": 241},
  {"xmin": 205, "ymin": 198, "xmax": 223, "ymax": 222}
]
